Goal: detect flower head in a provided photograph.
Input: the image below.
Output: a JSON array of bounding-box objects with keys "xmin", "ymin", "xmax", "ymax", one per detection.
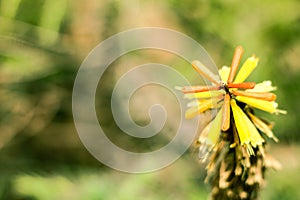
[{"xmin": 179, "ymin": 46, "xmax": 286, "ymax": 158}]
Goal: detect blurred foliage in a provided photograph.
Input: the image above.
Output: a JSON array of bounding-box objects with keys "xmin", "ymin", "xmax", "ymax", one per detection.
[
  {"xmin": 0, "ymin": 0, "xmax": 299, "ymax": 199},
  {"xmin": 12, "ymin": 159, "xmax": 209, "ymax": 200}
]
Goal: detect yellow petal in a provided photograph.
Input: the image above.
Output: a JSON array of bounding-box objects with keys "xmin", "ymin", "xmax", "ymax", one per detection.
[
  {"xmin": 197, "ymin": 109, "xmax": 223, "ymax": 161},
  {"xmin": 218, "ymin": 66, "xmax": 230, "ymax": 82},
  {"xmin": 185, "ymin": 106, "xmax": 201, "ymax": 119},
  {"xmin": 187, "ymin": 99, "xmax": 207, "ymax": 107},
  {"xmin": 184, "ymin": 90, "xmax": 225, "ymax": 99},
  {"xmin": 247, "ymin": 112, "xmax": 279, "ymax": 142},
  {"xmin": 231, "ymin": 99, "xmax": 251, "ymax": 145},
  {"xmin": 206, "ymin": 109, "xmax": 223, "ymax": 147},
  {"xmin": 235, "ymin": 96, "xmax": 281, "ymax": 114},
  {"xmin": 246, "ymin": 80, "xmax": 277, "ymax": 92},
  {"xmin": 231, "ymin": 99, "xmax": 264, "ymax": 154},
  {"xmin": 185, "ymin": 98, "xmax": 220, "ymax": 119},
  {"xmin": 234, "ymin": 56, "xmax": 259, "ymax": 83}
]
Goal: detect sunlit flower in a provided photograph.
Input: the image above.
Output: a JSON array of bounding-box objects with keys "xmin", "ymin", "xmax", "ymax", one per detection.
[{"xmin": 178, "ymin": 46, "xmax": 286, "ymax": 158}]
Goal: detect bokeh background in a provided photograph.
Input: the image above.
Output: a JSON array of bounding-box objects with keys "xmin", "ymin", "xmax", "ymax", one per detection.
[{"xmin": 1, "ymin": 0, "xmax": 300, "ymax": 199}]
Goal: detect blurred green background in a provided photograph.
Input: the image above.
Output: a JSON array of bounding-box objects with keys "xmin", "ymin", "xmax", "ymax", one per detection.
[{"xmin": 0, "ymin": 0, "xmax": 300, "ymax": 199}]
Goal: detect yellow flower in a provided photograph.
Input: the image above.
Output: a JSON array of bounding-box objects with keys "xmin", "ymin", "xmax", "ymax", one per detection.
[
  {"xmin": 231, "ymin": 99, "xmax": 264, "ymax": 155},
  {"xmin": 234, "ymin": 56, "xmax": 259, "ymax": 83},
  {"xmin": 179, "ymin": 46, "xmax": 286, "ymax": 156},
  {"xmin": 246, "ymin": 80, "xmax": 277, "ymax": 92},
  {"xmin": 235, "ymin": 96, "xmax": 286, "ymax": 114},
  {"xmin": 184, "ymin": 90, "xmax": 225, "ymax": 99},
  {"xmin": 185, "ymin": 98, "xmax": 221, "ymax": 119},
  {"xmin": 247, "ymin": 111, "xmax": 279, "ymax": 142}
]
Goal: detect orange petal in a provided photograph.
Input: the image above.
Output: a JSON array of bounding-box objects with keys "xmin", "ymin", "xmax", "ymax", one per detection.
[
  {"xmin": 191, "ymin": 60, "xmax": 220, "ymax": 85},
  {"xmin": 227, "ymin": 82, "xmax": 256, "ymax": 89},
  {"xmin": 181, "ymin": 85, "xmax": 221, "ymax": 94},
  {"xmin": 221, "ymin": 94, "xmax": 230, "ymax": 131},
  {"xmin": 232, "ymin": 90, "xmax": 277, "ymax": 101},
  {"xmin": 227, "ymin": 46, "xmax": 244, "ymax": 83}
]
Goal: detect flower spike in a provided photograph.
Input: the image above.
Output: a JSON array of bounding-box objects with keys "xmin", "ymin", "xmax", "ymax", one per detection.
[{"xmin": 178, "ymin": 46, "xmax": 285, "ymax": 199}]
